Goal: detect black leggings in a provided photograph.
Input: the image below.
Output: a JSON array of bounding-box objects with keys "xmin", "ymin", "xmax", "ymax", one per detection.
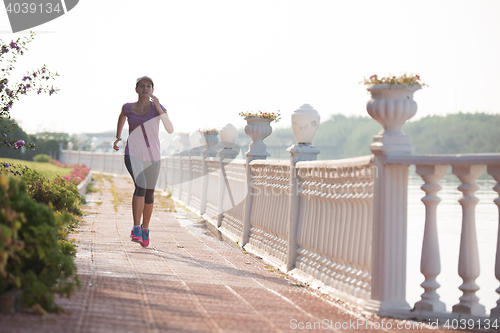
[{"xmin": 124, "ymin": 155, "xmax": 161, "ymax": 204}]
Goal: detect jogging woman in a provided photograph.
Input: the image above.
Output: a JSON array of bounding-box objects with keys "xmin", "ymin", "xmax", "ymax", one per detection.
[{"xmin": 113, "ymin": 76, "xmax": 174, "ymax": 247}]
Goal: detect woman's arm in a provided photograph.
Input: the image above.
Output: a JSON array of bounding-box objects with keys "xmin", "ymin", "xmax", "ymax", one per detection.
[
  {"xmin": 151, "ymin": 94, "xmax": 174, "ymax": 134},
  {"xmin": 159, "ymin": 111, "xmax": 174, "ymax": 134},
  {"xmin": 113, "ymin": 108, "xmax": 127, "ymax": 151}
]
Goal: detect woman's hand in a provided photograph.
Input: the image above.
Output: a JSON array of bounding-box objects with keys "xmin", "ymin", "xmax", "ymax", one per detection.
[
  {"xmin": 150, "ymin": 94, "xmax": 162, "ymax": 112},
  {"xmin": 151, "ymin": 94, "xmax": 173, "ymax": 133},
  {"xmin": 113, "ymin": 138, "xmax": 121, "ymax": 151}
]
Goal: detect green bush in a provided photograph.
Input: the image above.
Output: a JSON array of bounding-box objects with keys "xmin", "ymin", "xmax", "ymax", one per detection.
[
  {"xmin": 0, "ymin": 163, "xmax": 83, "ymax": 216},
  {"xmin": 0, "ymin": 173, "xmax": 81, "ymax": 311},
  {"xmin": 33, "ymin": 154, "xmax": 51, "ymax": 163},
  {"xmin": 22, "ymin": 167, "xmax": 83, "ymax": 216}
]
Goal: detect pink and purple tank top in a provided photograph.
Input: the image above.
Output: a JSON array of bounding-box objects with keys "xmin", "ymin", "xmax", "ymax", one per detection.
[{"xmin": 122, "ymin": 102, "xmax": 163, "ymax": 161}]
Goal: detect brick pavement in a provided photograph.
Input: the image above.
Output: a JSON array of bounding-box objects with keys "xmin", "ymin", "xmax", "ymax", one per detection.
[{"xmin": 0, "ymin": 174, "xmax": 485, "ymax": 333}]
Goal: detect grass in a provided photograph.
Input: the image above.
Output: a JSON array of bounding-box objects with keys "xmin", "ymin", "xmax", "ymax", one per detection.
[
  {"xmin": 154, "ymin": 190, "xmax": 176, "ymax": 212},
  {"xmin": 98, "ymin": 174, "xmax": 122, "ymax": 212},
  {"xmin": 86, "ymin": 182, "xmax": 97, "ymax": 193},
  {"xmin": 0, "ymin": 157, "xmax": 71, "ymax": 180}
]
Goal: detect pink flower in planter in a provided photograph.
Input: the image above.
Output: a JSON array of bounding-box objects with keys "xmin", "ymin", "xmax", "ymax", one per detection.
[{"xmin": 59, "ymin": 163, "xmax": 90, "ymax": 185}]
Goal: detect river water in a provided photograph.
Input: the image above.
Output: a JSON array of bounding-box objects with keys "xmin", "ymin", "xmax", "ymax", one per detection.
[{"xmin": 406, "ymin": 166, "xmax": 498, "ymax": 315}]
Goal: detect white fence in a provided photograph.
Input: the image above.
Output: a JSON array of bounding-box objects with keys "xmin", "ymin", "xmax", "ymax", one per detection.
[
  {"xmin": 294, "ymin": 157, "xmax": 374, "ymax": 305},
  {"xmin": 161, "ymin": 150, "xmax": 500, "ymax": 323},
  {"xmin": 61, "ymin": 150, "xmax": 127, "ymax": 175},
  {"xmin": 164, "ymin": 152, "xmax": 377, "ymax": 307},
  {"xmin": 59, "ymin": 101, "xmax": 500, "ymax": 323},
  {"xmin": 60, "ymin": 144, "xmax": 500, "ymax": 322}
]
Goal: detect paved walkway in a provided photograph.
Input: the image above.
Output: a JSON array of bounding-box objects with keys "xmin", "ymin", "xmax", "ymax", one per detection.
[{"xmin": 0, "ymin": 174, "xmax": 484, "ymax": 332}]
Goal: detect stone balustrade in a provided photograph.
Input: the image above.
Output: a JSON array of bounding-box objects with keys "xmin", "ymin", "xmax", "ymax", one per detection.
[
  {"xmin": 293, "ymin": 156, "xmax": 374, "ymax": 305},
  {"xmin": 58, "ymin": 94, "xmax": 500, "ymax": 323},
  {"xmin": 383, "ymin": 154, "xmax": 500, "ymax": 320},
  {"xmin": 164, "ymin": 152, "xmax": 377, "ymax": 309},
  {"xmin": 60, "ymin": 145, "xmax": 500, "ymax": 321}
]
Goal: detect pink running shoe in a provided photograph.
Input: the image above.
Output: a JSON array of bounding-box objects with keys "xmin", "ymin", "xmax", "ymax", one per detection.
[
  {"xmin": 131, "ymin": 225, "xmax": 142, "ymax": 242},
  {"xmin": 141, "ymin": 227, "xmax": 149, "ymax": 247}
]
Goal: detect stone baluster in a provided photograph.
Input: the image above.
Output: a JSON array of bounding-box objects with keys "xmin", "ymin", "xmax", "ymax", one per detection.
[
  {"xmin": 414, "ymin": 165, "xmax": 447, "ymax": 312},
  {"xmin": 451, "ymin": 164, "xmax": 486, "ymax": 315},
  {"xmin": 487, "ymin": 165, "xmax": 500, "ymax": 318}
]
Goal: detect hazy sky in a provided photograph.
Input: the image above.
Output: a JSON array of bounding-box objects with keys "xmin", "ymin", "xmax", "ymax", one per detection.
[{"xmin": 1, "ymin": 0, "xmax": 499, "ymax": 135}]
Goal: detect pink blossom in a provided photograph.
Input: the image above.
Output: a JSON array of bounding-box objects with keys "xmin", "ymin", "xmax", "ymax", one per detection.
[
  {"xmin": 9, "ymin": 41, "xmax": 20, "ymax": 50},
  {"xmin": 14, "ymin": 140, "xmax": 24, "ymax": 149}
]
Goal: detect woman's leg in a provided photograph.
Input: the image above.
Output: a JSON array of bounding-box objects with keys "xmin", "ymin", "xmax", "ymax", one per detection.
[
  {"xmin": 132, "ymin": 195, "xmax": 145, "ymax": 226},
  {"xmin": 142, "ymin": 202, "xmax": 154, "ymax": 228},
  {"xmin": 141, "ymin": 161, "xmax": 161, "ymax": 229},
  {"xmin": 125, "ymin": 155, "xmax": 147, "ymax": 229}
]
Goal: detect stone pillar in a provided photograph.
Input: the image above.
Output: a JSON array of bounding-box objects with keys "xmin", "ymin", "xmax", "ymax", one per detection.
[
  {"xmin": 364, "ymin": 84, "xmax": 421, "ymax": 315},
  {"xmin": 286, "ymin": 102, "xmax": 322, "ymax": 271},
  {"xmin": 218, "ymin": 124, "xmax": 239, "ymax": 227},
  {"xmin": 176, "ymin": 133, "xmax": 191, "ymax": 203},
  {"xmin": 218, "ymin": 147, "xmax": 239, "ymax": 227},
  {"xmin": 200, "ymin": 132, "xmax": 219, "ymax": 215},
  {"xmin": 286, "ymin": 143, "xmax": 320, "ymax": 271},
  {"xmin": 242, "ymin": 117, "xmax": 272, "ymax": 246},
  {"xmin": 187, "ymin": 131, "xmax": 204, "ymax": 206}
]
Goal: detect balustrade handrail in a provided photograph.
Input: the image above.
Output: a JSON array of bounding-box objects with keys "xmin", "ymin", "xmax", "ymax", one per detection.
[
  {"xmin": 385, "ymin": 153, "xmax": 500, "ymax": 165},
  {"xmin": 296, "ymin": 154, "xmax": 374, "ymax": 168},
  {"xmin": 249, "ymin": 159, "xmax": 290, "ymax": 167},
  {"xmin": 222, "ymin": 158, "xmax": 245, "ymax": 165}
]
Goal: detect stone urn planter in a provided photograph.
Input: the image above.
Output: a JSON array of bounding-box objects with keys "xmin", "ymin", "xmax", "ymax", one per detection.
[
  {"xmin": 172, "ymin": 135, "xmax": 182, "ymax": 155},
  {"xmin": 244, "ymin": 117, "xmax": 273, "ymax": 158},
  {"xmin": 366, "ymin": 84, "xmax": 421, "ymax": 154},
  {"xmin": 366, "ymin": 84, "xmax": 420, "ymax": 137},
  {"xmin": 178, "ymin": 133, "xmax": 191, "ymax": 156},
  {"xmin": 202, "ymin": 131, "xmax": 219, "ymax": 157},
  {"xmin": 189, "ymin": 131, "xmax": 205, "ymax": 156}
]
